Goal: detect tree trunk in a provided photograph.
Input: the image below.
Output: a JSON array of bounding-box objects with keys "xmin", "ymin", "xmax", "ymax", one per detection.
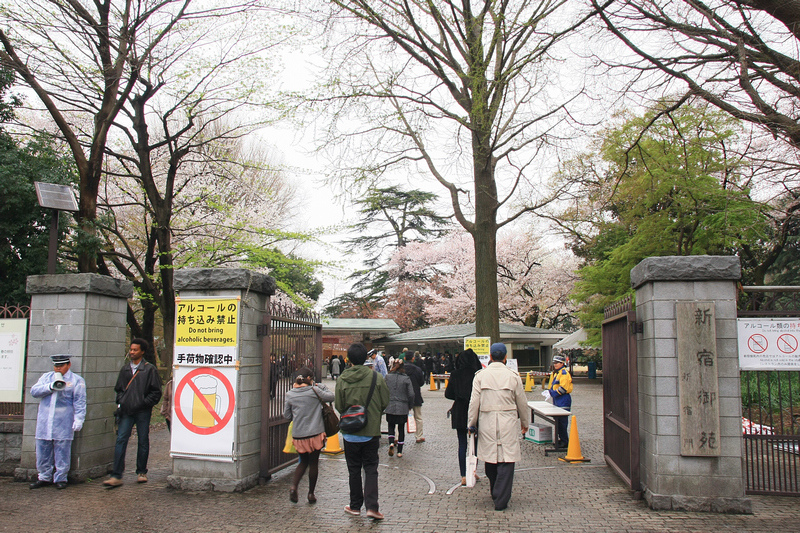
[
  {"xmin": 155, "ymin": 213, "xmax": 175, "ymax": 369},
  {"xmin": 472, "ymin": 134, "xmax": 500, "ymax": 341}
]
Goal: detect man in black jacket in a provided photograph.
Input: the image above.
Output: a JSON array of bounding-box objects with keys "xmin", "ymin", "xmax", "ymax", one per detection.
[
  {"xmin": 103, "ymin": 338, "xmax": 162, "ymax": 488},
  {"xmin": 405, "ymin": 355, "xmax": 426, "ymax": 443}
]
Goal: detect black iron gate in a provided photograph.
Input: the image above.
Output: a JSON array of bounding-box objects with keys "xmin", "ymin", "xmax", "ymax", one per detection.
[
  {"xmin": 259, "ymin": 301, "xmax": 322, "ymax": 479},
  {"xmin": 601, "ymin": 296, "xmax": 640, "ymax": 493},
  {"xmin": 739, "ymin": 287, "xmax": 800, "ymax": 496}
]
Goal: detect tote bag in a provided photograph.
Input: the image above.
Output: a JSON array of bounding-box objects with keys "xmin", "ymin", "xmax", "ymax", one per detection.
[{"xmin": 466, "ymin": 433, "xmax": 477, "ymax": 488}]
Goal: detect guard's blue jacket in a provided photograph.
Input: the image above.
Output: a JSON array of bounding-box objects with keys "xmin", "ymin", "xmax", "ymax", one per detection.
[
  {"xmin": 30, "ymin": 369, "xmax": 86, "ymax": 441},
  {"xmin": 548, "ymin": 367, "xmax": 573, "ymax": 409}
]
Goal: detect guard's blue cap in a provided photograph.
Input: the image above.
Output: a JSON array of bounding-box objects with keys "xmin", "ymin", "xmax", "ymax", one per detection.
[
  {"xmin": 490, "ymin": 343, "xmax": 507, "ymax": 357},
  {"xmin": 50, "ymin": 354, "xmax": 71, "ymax": 364}
]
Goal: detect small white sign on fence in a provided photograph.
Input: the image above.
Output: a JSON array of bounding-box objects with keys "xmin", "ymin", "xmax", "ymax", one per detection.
[{"xmin": 738, "ymin": 318, "xmax": 800, "ymax": 371}]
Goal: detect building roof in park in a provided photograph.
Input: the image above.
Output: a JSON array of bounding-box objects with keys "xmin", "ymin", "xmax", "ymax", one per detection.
[
  {"xmin": 553, "ymin": 328, "xmax": 588, "ymax": 351},
  {"xmin": 375, "ymin": 322, "xmax": 567, "ymax": 347},
  {"xmin": 322, "ymin": 318, "xmax": 402, "ymax": 337}
]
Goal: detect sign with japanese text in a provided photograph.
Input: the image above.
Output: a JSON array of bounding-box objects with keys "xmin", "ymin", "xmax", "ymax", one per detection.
[
  {"xmin": 170, "ymin": 366, "xmax": 237, "ymax": 461},
  {"xmin": 465, "ymin": 337, "xmax": 491, "ymax": 368},
  {"xmin": 174, "ymin": 298, "xmax": 240, "ymax": 366},
  {"xmin": 0, "ymin": 319, "xmax": 27, "ymax": 402},
  {"xmin": 737, "ymin": 318, "xmax": 800, "ymax": 370},
  {"xmin": 676, "ymin": 302, "xmax": 721, "ymax": 457},
  {"xmin": 172, "ymin": 297, "xmax": 240, "ymax": 461}
]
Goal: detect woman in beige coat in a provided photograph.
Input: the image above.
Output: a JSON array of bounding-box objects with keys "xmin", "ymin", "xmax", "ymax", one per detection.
[{"xmin": 467, "ymin": 343, "xmax": 528, "ymax": 511}]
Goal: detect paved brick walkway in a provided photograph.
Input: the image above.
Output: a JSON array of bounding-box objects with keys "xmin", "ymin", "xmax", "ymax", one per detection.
[{"xmin": 1, "ymin": 378, "xmax": 796, "ymax": 532}]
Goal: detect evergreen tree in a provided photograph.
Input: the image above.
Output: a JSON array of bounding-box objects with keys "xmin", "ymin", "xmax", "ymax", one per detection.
[{"xmin": 557, "ymin": 102, "xmax": 767, "ymax": 345}]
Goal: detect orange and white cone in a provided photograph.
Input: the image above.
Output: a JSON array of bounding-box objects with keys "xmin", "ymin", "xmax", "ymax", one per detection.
[{"xmin": 559, "ymin": 416, "xmax": 590, "ymax": 463}]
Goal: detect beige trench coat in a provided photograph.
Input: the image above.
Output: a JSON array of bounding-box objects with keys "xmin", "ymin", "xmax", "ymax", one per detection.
[{"xmin": 467, "ymin": 362, "xmax": 529, "ymax": 463}]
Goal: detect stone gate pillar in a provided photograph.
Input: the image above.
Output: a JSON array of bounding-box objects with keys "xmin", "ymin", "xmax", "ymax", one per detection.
[
  {"xmin": 631, "ymin": 256, "xmax": 751, "ymax": 513},
  {"xmin": 166, "ymin": 268, "xmax": 275, "ymax": 492},
  {"xmin": 16, "ymin": 273, "xmax": 133, "ymax": 482}
]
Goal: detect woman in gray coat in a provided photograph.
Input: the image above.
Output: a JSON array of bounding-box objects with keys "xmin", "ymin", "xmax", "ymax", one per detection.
[
  {"xmin": 284, "ymin": 367, "xmax": 334, "ymax": 503},
  {"xmin": 384, "ymin": 360, "xmax": 415, "ymax": 457}
]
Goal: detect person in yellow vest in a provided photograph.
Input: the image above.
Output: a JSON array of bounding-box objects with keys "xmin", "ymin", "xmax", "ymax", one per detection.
[{"xmin": 547, "ymin": 354, "xmax": 573, "ymax": 449}]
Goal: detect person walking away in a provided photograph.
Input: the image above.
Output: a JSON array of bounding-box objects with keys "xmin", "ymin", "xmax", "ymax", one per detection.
[
  {"xmin": 384, "ymin": 360, "xmax": 414, "ymax": 457},
  {"xmin": 284, "ymin": 367, "xmax": 334, "ymax": 504},
  {"xmin": 330, "ymin": 355, "xmax": 342, "ymax": 380},
  {"xmin": 103, "ymin": 338, "xmax": 162, "ymax": 488},
  {"xmin": 547, "ymin": 354, "xmax": 573, "ymax": 448},
  {"xmin": 467, "ymin": 343, "xmax": 528, "ymax": 511},
  {"xmin": 161, "ymin": 379, "xmax": 173, "ymax": 432},
  {"xmin": 29, "ymin": 354, "xmax": 86, "ymax": 490},
  {"xmin": 405, "ymin": 354, "xmax": 426, "ymax": 443},
  {"xmin": 335, "ymin": 343, "xmax": 389, "ymax": 520},
  {"xmin": 445, "ymin": 349, "xmax": 482, "ymax": 486}
]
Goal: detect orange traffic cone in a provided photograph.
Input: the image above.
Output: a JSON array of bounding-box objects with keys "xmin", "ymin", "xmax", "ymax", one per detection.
[
  {"xmin": 430, "ymin": 374, "xmax": 438, "ymax": 391},
  {"xmin": 559, "ymin": 416, "xmax": 590, "ymax": 463},
  {"xmin": 322, "ymin": 432, "xmax": 343, "ymax": 455}
]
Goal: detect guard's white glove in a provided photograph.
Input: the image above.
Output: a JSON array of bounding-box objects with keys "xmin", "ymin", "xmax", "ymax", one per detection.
[
  {"xmin": 542, "ymin": 390, "xmax": 553, "ymax": 404},
  {"xmin": 72, "ymin": 421, "xmax": 83, "ymax": 432}
]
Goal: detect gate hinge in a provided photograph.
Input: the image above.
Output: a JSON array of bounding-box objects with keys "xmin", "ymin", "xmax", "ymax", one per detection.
[
  {"xmin": 256, "ymin": 324, "xmax": 269, "ymax": 337},
  {"xmin": 630, "ymin": 321, "xmax": 643, "ymax": 334}
]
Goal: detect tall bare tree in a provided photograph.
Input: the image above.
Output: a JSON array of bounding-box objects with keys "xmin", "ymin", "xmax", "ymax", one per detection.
[
  {"xmin": 593, "ymin": 0, "xmax": 800, "ymax": 165},
  {"xmin": 93, "ymin": 11, "xmax": 299, "ymax": 364},
  {"xmin": 0, "ymin": 0, "xmax": 261, "ymax": 272},
  {"xmin": 313, "ymin": 0, "xmax": 602, "ymax": 340}
]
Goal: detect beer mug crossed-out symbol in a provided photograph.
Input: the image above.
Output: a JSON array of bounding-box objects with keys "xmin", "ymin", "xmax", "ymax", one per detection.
[{"xmin": 191, "ymin": 375, "xmax": 221, "ymax": 428}]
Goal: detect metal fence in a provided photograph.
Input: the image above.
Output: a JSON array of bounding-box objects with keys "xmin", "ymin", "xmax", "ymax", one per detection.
[
  {"xmin": 259, "ymin": 301, "xmax": 322, "ymax": 479},
  {"xmin": 739, "ymin": 286, "xmax": 800, "ymax": 496}
]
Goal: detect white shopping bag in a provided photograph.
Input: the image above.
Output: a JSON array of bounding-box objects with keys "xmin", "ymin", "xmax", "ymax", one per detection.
[
  {"xmin": 466, "ymin": 434, "xmax": 477, "ymax": 488},
  {"xmin": 407, "ymin": 411, "xmax": 417, "ymax": 433}
]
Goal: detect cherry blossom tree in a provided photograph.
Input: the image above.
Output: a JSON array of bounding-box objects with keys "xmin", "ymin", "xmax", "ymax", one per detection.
[{"xmin": 384, "ymin": 231, "xmax": 578, "ymax": 330}]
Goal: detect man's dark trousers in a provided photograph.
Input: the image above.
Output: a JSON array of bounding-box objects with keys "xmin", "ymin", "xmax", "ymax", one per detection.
[
  {"xmin": 112, "ymin": 409, "xmax": 152, "ymax": 477},
  {"xmin": 484, "ymin": 462, "xmax": 515, "ymax": 510},
  {"xmin": 343, "ymin": 436, "xmax": 380, "ymax": 511}
]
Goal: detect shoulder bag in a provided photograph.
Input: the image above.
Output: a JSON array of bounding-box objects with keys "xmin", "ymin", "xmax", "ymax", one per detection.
[
  {"xmin": 311, "ymin": 386, "xmax": 340, "ymax": 437},
  {"xmin": 339, "ymin": 372, "xmax": 377, "ymax": 433}
]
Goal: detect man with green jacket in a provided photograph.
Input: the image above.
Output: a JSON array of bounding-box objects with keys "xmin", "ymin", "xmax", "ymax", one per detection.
[{"xmin": 335, "ymin": 343, "xmax": 389, "ymax": 520}]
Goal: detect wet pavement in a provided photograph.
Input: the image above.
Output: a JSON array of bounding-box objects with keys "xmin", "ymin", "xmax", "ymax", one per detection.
[{"xmin": 1, "ymin": 378, "xmax": 797, "ymax": 532}]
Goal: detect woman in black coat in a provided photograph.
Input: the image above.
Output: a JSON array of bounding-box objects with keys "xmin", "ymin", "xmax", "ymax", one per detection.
[{"xmin": 444, "ymin": 348, "xmax": 483, "ymax": 485}]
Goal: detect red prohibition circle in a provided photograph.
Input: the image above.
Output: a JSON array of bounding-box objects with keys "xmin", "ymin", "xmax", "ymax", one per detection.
[
  {"xmin": 747, "ymin": 334, "xmax": 768, "ymax": 354},
  {"xmin": 174, "ymin": 367, "xmax": 235, "ymax": 435},
  {"xmin": 777, "ymin": 334, "xmax": 799, "ymax": 354}
]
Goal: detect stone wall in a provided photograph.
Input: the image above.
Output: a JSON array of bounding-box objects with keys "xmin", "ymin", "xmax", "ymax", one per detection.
[
  {"xmin": 15, "ymin": 274, "xmax": 132, "ymax": 482},
  {"xmin": 632, "ymin": 256, "xmax": 751, "ymax": 513},
  {"xmin": 167, "ymin": 268, "xmax": 275, "ymax": 492},
  {"xmin": 0, "ymin": 421, "xmax": 22, "ymax": 475}
]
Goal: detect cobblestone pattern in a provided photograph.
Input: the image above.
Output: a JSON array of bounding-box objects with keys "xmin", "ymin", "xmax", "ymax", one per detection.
[{"xmin": 1, "ymin": 378, "xmax": 795, "ymax": 532}]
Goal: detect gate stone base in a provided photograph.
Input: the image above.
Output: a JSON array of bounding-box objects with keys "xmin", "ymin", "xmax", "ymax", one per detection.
[
  {"xmin": 167, "ymin": 269, "xmax": 275, "ymax": 492},
  {"xmin": 644, "ymin": 490, "xmax": 752, "ymax": 514},
  {"xmin": 167, "ymin": 472, "xmax": 259, "ymax": 492},
  {"xmin": 632, "ymin": 256, "xmax": 752, "ymax": 514},
  {"xmin": 15, "ymin": 274, "xmax": 132, "ymax": 483}
]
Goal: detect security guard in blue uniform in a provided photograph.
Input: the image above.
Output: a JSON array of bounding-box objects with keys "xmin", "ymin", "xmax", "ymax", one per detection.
[{"xmin": 547, "ymin": 354, "xmax": 573, "ymax": 448}]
